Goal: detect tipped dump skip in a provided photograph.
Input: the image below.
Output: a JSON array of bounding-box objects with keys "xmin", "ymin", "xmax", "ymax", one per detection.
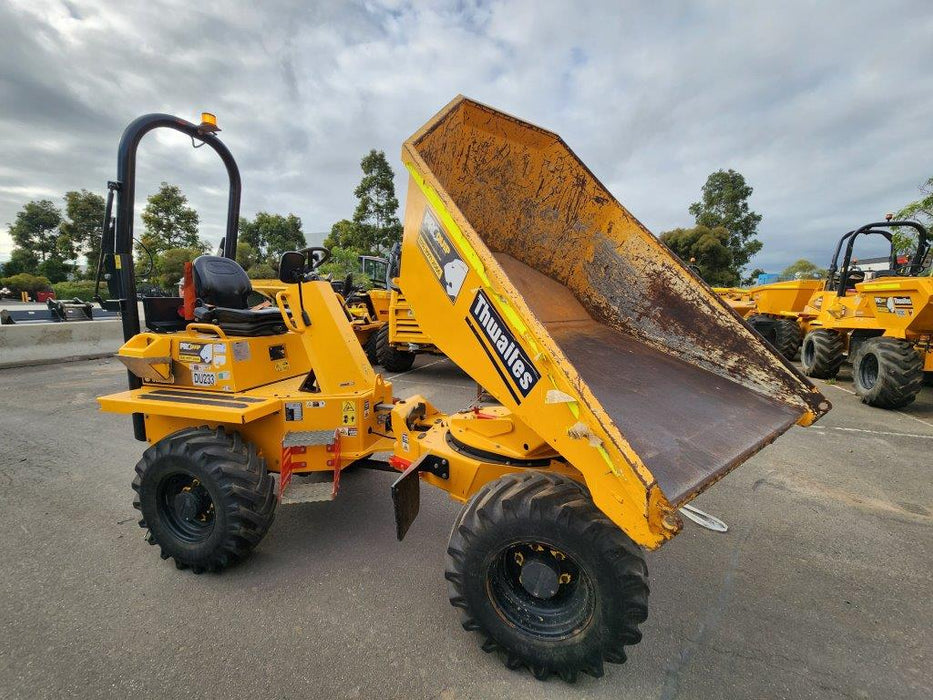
[{"xmin": 400, "ymin": 96, "xmax": 828, "ymax": 507}]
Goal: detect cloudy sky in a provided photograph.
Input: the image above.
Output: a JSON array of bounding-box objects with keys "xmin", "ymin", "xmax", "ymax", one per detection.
[{"xmin": 1, "ymin": 0, "xmax": 931, "ymax": 272}]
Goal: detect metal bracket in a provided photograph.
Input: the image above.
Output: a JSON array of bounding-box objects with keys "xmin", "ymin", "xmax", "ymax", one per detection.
[{"xmin": 419, "ymin": 454, "xmax": 449, "ymax": 479}]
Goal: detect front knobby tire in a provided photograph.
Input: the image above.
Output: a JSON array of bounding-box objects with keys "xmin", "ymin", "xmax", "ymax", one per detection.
[
  {"xmin": 801, "ymin": 329, "xmax": 845, "ymax": 378},
  {"xmin": 374, "ymin": 323, "xmax": 416, "ymax": 373},
  {"xmin": 851, "ymin": 337, "xmax": 924, "ymax": 409},
  {"xmin": 772, "ymin": 318, "xmax": 803, "ymax": 359},
  {"xmin": 132, "ymin": 426, "xmax": 276, "ymax": 573},
  {"xmin": 445, "ymin": 472, "xmax": 649, "ymax": 682}
]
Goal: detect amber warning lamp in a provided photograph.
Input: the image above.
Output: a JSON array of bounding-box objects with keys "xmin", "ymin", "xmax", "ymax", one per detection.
[{"xmin": 197, "ymin": 112, "xmax": 221, "ymax": 136}]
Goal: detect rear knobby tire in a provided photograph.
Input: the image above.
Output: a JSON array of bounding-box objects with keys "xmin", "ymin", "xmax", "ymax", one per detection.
[
  {"xmin": 445, "ymin": 472, "xmax": 648, "ymax": 682},
  {"xmin": 801, "ymin": 329, "xmax": 845, "ymax": 379},
  {"xmin": 132, "ymin": 426, "xmax": 276, "ymax": 573},
  {"xmin": 772, "ymin": 318, "xmax": 803, "ymax": 359},
  {"xmin": 851, "ymin": 337, "xmax": 924, "ymax": 409},
  {"xmin": 374, "ymin": 323, "xmax": 416, "ymax": 373}
]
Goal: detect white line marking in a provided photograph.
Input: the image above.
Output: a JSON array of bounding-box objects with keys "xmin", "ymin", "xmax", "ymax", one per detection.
[
  {"xmin": 811, "ymin": 426, "xmax": 933, "ymax": 440},
  {"xmin": 817, "ymin": 381, "xmax": 933, "ymax": 429},
  {"xmin": 820, "ymin": 382, "xmax": 855, "ymax": 395}
]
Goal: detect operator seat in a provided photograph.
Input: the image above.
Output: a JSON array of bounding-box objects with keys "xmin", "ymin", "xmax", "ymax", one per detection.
[{"xmin": 191, "ymin": 255, "xmax": 287, "ymax": 336}]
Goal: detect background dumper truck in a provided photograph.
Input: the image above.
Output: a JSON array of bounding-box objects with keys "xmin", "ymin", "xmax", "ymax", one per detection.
[{"xmin": 97, "ymin": 98, "xmax": 829, "ymax": 681}]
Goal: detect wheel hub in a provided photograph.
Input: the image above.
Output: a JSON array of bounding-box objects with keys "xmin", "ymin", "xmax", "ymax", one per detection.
[
  {"xmin": 173, "ymin": 491, "xmax": 201, "ymax": 521},
  {"xmin": 519, "ymin": 558, "xmax": 560, "ymax": 599}
]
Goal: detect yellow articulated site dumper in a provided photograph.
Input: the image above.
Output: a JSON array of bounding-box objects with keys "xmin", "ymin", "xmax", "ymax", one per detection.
[
  {"xmin": 96, "ymin": 100, "xmax": 828, "ymax": 682},
  {"xmin": 344, "ymin": 251, "xmax": 445, "ymax": 372},
  {"xmin": 797, "ymin": 220, "xmax": 933, "ymax": 407},
  {"xmin": 720, "ymin": 220, "xmax": 933, "ymax": 407}
]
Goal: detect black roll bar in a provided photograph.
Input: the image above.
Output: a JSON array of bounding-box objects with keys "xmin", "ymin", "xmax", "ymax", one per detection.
[{"xmin": 100, "ymin": 113, "xmax": 241, "ymax": 440}]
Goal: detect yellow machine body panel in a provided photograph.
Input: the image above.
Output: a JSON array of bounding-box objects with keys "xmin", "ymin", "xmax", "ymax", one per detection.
[
  {"xmin": 712, "ymin": 287, "xmax": 758, "ymax": 318},
  {"xmin": 749, "ymin": 279, "xmax": 825, "ymax": 316},
  {"xmin": 397, "ymin": 96, "xmax": 828, "ymax": 547},
  {"xmin": 367, "ymin": 289, "xmax": 392, "ymax": 322},
  {"xmin": 389, "ymin": 290, "xmax": 434, "ymax": 347},
  {"xmin": 99, "ymin": 280, "xmax": 395, "ymax": 473}
]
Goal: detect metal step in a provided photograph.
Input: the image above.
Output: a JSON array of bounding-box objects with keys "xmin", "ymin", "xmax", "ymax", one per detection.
[{"xmin": 275, "ymin": 472, "xmax": 334, "ymax": 505}]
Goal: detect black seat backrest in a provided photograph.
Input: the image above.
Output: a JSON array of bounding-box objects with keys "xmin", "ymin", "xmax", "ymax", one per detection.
[{"xmin": 192, "ymin": 255, "xmax": 252, "ymax": 309}]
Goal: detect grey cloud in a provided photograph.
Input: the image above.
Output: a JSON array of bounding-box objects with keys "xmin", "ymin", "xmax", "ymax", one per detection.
[{"xmin": 1, "ymin": 0, "xmax": 931, "ymax": 276}]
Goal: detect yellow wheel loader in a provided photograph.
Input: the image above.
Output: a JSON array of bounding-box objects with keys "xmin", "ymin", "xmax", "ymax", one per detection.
[{"xmin": 96, "ymin": 100, "xmax": 828, "ymax": 682}]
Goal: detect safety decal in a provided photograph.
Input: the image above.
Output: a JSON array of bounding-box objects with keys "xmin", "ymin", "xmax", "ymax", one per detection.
[
  {"xmin": 417, "ymin": 208, "xmax": 468, "ymax": 302},
  {"xmin": 178, "ymin": 341, "xmax": 213, "ymax": 364},
  {"xmin": 341, "ymin": 400, "xmax": 357, "ymax": 426},
  {"xmin": 285, "ymin": 402, "xmax": 303, "ymax": 421},
  {"xmin": 468, "ymin": 290, "xmax": 540, "ymax": 398}
]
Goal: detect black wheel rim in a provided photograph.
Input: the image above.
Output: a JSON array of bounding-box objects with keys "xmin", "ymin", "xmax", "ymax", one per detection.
[
  {"xmin": 486, "ymin": 541, "xmax": 595, "ymax": 640},
  {"xmin": 157, "ymin": 471, "xmax": 216, "ymax": 543},
  {"xmin": 859, "ymin": 353, "xmax": 879, "ymax": 389}
]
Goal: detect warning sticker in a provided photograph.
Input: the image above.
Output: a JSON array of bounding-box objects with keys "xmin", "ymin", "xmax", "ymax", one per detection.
[
  {"xmin": 363, "ymin": 400, "xmax": 371, "ymax": 418},
  {"xmin": 417, "ymin": 208, "xmax": 467, "ymax": 302},
  {"xmin": 341, "ymin": 400, "xmax": 357, "ymax": 426},
  {"xmin": 285, "ymin": 402, "xmax": 303, "ymax": 421},
  {"xmin": 274, "ymin": 359, "xmax": 290, "ymax": 372},
  {"xmin": 401, "ymin": 433, "xmax": 409, "ymax": 452},
  {"xmin": 339, "ymin": 427, "xmax": 358, "ymax": 437},
  {"xmin": 306, "ymin": 400, "xmax": 326, "ymax": 408},
  {"xmin": 178, "ymin": 341, "xmax": 213, "ymax": 364}
]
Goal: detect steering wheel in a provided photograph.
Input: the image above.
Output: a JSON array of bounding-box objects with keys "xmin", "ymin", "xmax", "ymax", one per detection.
[{"xmin": 299, "ymin": 247, "xmax": 332, "ymax": 270}]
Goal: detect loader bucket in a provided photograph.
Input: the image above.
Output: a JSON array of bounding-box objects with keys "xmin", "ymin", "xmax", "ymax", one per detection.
[{"xmin": 398, "ymin": 97, "xmax": 828, "ymax": 543}]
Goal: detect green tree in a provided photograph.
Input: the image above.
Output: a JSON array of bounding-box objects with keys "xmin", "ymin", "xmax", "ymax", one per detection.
[
  {"xmin": 781, "ymin": 258, "xmax": 824, "ymax": 280},
  {"xmin": 239, "ymin": 212, "xmax": 306, "ymax": 265},
  {"xmin": 660, "ymin": 225, "xmax": 736, "ymax": 286},
  {"xmin": 742, "ymin": 267, "xmax": 766, "ymax": 286},
  {"xmin": 324, "ymin": 218, "xmax": 366, "ymax": 251},
  {"xmin": 154, "ymin": 247, "xmax": 202, "ymax": 289},
  {"xmin": 140, "ymin": 183, "xmax": 201, "ymax": 257},
  {"xmin": 2, "ymin": 247, "xmax": 40, "ymax": 276},
  {"xmin": 246, "ymin": 262, "xmax": 277, "ymax": 280},
  {"xmin": 0, "ymin": 273, "xmax": 51, "ymax": 295},
  {"xmin": 60, "ymin": 189, "xmax": 106, "ymax": 275},
  {"xmin": 351, "ymin": 150, "xmax": 403, "ymax": 254},
  {"xmin": 689, "ymin": 169, "xmax": 763, "ymax": 278},
  {"xmin": 318, "ymin": 245, "xmax": 364, "ymax": 280},
  {"xmin": 235, "ymin": 241, "xmax": 259, "ymax": 270},
  {"xmin": 8, "ymin": 199, "xmax": 62, "ymax": 266},
  {"xmin": 893, "ymin": 176, "xmax": 933, "ymax": 256}
]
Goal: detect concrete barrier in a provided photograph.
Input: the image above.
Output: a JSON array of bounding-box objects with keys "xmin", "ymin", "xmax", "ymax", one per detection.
[{"xmin": 0, "ymin": 320, "xmax": 124, "ymax": 369}]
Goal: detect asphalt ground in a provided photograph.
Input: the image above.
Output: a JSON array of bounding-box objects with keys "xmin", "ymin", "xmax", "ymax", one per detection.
[{"xmin": 0, "ymin": 355, "xmax": 930, "ymax": 699}]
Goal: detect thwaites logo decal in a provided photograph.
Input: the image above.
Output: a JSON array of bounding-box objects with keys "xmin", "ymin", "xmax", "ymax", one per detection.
[
  {"xmin": 468, "ymin": 290, "xmax": 540, "ymax": 398},
  {"xmin": 417, "ymin": 208, "xmax": 468, "ymax": 302},
  {"xmin": 874, "ymin": 296, "xmax": 914, "ymax": 315}
]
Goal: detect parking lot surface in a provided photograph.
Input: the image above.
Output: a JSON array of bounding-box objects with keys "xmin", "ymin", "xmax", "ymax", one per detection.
[{"xmin": 0, "ymin": 356, "xmax": 931, "ymax": 699}]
